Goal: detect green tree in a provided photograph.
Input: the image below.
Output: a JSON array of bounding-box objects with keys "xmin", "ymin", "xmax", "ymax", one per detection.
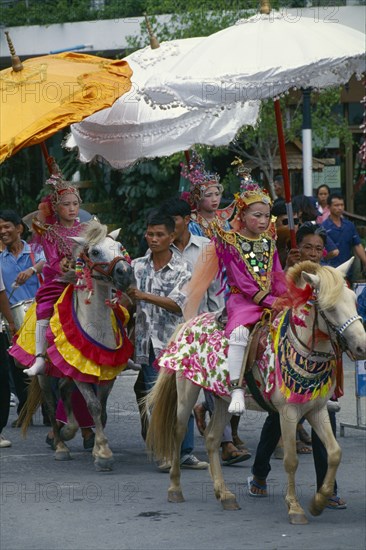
[{"xmin": 0, "ymin": 0, "xmax": 147, "ymax": 26}]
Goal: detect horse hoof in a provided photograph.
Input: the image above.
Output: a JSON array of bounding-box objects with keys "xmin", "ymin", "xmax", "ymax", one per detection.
[
  {"xmin": 309, "ymin": 497, "xmax": 325, "ymax": 517},
  {"xmin": 168, "ymin": 490, "xmax": 185, "ymax": 503},
  {"xmin": 60, "ymin": 425, "xmax": 78, "ymax": 442},
  {"xmin": 289, "ymin": 513, "xmax": 308, "ymax": 525},
  {"xmin": 309, "ymin": 503, "xmax": 322, "ymax": 517},
  {"xmin": 94, "ymin": 457, "xmax": 114, "ymax": 471},
  {"xmin": 221, "ymin": 497, "xmax": 241, "ymax": 511},
  {"xmin": 55, "ymin": 451, "xmax": 72, "ymax": 461}
]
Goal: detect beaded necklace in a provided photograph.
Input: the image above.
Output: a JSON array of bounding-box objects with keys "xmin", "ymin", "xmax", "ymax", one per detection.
[
  {"xmin": 44, "ymin": 222, "xmax": 84, "ymax": 259},
  {"xmin": 215, "ymin": 224, "xmax": 275, "ymax": 291}
]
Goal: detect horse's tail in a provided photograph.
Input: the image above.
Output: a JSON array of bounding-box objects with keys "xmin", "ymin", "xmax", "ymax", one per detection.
[
  {"xmin": 18, "ymin": 376, "xmax": 43, "ymax": 437},
  {"xmin": 145, "ymin": 369, "xmax": 177, "ymax": 463}
]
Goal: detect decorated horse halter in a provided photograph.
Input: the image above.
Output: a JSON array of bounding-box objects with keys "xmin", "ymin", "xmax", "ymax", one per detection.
[
  {"xmin": 75, "ymin": 241, "xmax": 131, "ymax": 304},
  {"xmin": 317, "ymin": 307, "xmax": 362, "ymax": 355},
  {"xmin": 78, "ymin": 251, "xmax": 127, "ymax": 280},
  {"xmin": 290, "ymin": 290, "xmax": 362, "ymax": 357}
]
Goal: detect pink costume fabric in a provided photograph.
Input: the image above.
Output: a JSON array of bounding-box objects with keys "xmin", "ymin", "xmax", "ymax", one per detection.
[
  {"xmin": 34, "ymin": 221, "xmax": 85, "ymax": 319},
  {"xmin": 213, "ymin": 224, "xmax": 286, "ymax": 338},
  {"xmin": 56, "ymin": 388, "xmax": 94, "ymax": 428}
]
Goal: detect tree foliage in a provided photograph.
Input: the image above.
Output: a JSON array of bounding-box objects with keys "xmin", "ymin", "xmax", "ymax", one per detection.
[{"xmin": 1, "ymin": 0, "xmax": 146, "ymax": 26}]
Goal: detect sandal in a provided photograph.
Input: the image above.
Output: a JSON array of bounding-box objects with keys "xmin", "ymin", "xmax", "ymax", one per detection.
[
  {"xmin": 193, "ymin": 404, "xmax": 207, "ymax": 436},
  {"xmin": 222, "ymin": 448, "xmax": 251, "ymax": 465},
  {"xmin": 296, "ymin": 440, "xmax": 312, "ymax": 454},
  {"xmin": 297, "ymin": 424, "xmax": 312, "ymax": 445},
  {"xmin": 247, "ymin": 476, "xmax": 267, "ymax": 498},
  {"xmin": 326, "ymin": 495, "xmax": 347, "ymax": 510}
]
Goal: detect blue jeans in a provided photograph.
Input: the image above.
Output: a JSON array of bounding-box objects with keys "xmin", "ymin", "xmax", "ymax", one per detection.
[{"xmin": 142, "ymin": 344, "xmax": 194, "ymax": 457}]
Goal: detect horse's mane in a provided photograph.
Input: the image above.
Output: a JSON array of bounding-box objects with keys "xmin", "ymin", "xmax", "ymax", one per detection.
[
  {"xmin": 79, "ymin": 220, "xmax": 108, "ymax": 246},
  {"xmin": 286, "ymin": 260, "xmax": 345, "ymax": 309}
]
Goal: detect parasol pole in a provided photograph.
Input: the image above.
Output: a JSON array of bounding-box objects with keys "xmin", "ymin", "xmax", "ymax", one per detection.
[
  {"xmin": 40, "ymin": 142, "xmax": 59, "ymax": 176},
  {"xmin": 184, "ymin": 150, "xmax": 191, "ymax": 167},
  {"xmin": 274, "ymin": 99, "xmax": 297, "ymax": 249},
  {"xmin": 259, "ymin": 0, "xmax": 296, "ymax": 248}
]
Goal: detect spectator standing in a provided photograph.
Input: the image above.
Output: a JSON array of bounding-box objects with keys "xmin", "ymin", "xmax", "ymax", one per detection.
[
  {"xmin": 316, "ymin": 184, "xmax": 331, "ymax": 223},
  {"xmin": 273, "ymin": 174, "xmax": 285, "ymax": 204},
  {"xmin": 127, "ymin": 212, "xmax": 208, "ymax": 470},
  {"xmin": 321, "ymin": 193, "xmax": 366, "ymax": 279},
  {"xmin": 0, "ymin": 210, "xmax": 45, "ymax": 425}
]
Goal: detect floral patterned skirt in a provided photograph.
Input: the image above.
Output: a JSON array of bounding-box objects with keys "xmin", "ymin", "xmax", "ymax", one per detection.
[{"xmin": 158, "ymin": 312, "xmax": 231, "ymax": 397}]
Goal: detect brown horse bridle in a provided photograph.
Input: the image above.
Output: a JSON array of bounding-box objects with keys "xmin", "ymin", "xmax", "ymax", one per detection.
[{"xmin": 78, "ymin": 249, "xmax": 128, "ymax": 282}]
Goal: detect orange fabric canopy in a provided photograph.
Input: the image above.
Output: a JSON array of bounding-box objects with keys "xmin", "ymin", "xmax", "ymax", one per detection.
[{"xmin": 0, "ymin": 51, "xmax": 132, "ymax": 163}]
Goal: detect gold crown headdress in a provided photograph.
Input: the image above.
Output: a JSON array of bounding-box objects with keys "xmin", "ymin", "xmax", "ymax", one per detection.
[
  {"xmin": 232, "ymin": 157, "xmax": 272, "ymax": 211},
  {"xmin": 45, "ymin": 173, "xmax": 82, "ymax": 209}
]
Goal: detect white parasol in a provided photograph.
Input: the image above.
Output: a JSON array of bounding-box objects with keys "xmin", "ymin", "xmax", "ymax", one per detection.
[
  {"xmin": 141, "ymin": 12, "xmax": 365, "ymax": 109},
  {"xmin": 139, "ymin": 6, "xmax": 365, "ymax": 245},
  {"xmin": 66, "ymin": 37, "xmax": 260, "ymax": 169}
]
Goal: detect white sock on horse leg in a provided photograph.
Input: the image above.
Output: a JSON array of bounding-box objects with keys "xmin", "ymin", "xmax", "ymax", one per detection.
[
  {"xmin": 24, "ymin": 319, "xmax": 50, "ymax": 376},
  {"xmin": 227, "ymin": 326, "xmax": 249, "ymax": 416}
]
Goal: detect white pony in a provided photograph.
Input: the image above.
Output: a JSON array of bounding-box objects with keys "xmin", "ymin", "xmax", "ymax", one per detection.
[
  {"xmin": 17, "ymin": 221, "xmax": 134, "ymax": 470},
  {"xmin": 146, "ymin": 259, "xmax": 366, "ymax": 524}
]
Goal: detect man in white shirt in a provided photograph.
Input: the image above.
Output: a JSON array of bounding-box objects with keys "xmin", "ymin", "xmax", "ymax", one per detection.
[{"xmin": 128, "ymin": 211, "xmax": 208, "ymax": 470}]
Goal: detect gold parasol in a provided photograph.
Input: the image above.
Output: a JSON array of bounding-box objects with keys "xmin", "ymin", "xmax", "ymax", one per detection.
[{"xmin": 0, "ymin": 32, "xmax": 132, "ymax": 163}]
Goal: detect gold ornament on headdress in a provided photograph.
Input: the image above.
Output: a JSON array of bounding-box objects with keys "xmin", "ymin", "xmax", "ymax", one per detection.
[
  {"xmin": 45, "ymin": 173, "xmax": 82, "ymax": 209},
  {"xmin": 231, "ymin": 157, "xmax": 272, "ymax": 211}
]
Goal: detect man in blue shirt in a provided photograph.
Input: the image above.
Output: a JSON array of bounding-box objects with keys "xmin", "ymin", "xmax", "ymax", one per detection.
[
  {"xmin": 321, "ymin": 193, "xmax": 366, "ymax": 279},
  {"xmin": 0, "ymin": 210, "xmax": 45, "ymax": 424}
]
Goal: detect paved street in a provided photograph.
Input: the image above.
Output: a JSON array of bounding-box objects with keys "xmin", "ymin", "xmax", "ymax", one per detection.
[{"xmin": 1, "ymin": 357, "xmax": 365, "ymax": 550}]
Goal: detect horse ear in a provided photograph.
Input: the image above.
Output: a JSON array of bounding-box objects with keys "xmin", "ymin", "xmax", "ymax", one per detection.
[
  {"xmin": 336, "ymin": 257, "xmax": 354, "ymax": 278},
  {"xmin": 108, "ymin": 228, "xmax": 121, "ymax": 240},
  {"xmin": 301, "ymin": 271, "xmax": 320, "ymax": 289},
  {"xmin": 70, "ymin": 236, "xmax": 87, "ymax": 247}
]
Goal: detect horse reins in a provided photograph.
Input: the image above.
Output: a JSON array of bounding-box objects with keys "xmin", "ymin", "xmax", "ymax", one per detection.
[
  {"xmin": 79, "ymin": 250, "xmax": 126, "ymax": 281},
  {"xmin": 289, "ymin": 295, "xmax": 362, "ymax": 357},
  {"xmin": 318, "ymin": 308, "xmax": 363, "ymax": 354}
]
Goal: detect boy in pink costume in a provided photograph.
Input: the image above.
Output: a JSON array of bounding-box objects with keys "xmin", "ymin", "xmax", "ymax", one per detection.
[{"xmin": 21, "ymin": 174, "xmax": 84, "ymax": 376}]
